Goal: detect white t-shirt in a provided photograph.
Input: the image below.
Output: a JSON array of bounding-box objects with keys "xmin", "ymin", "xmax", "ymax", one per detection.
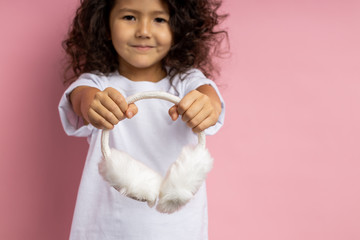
[{"xmin": 58, "ymin": 69, "xmax": 225, "ymax": 240}]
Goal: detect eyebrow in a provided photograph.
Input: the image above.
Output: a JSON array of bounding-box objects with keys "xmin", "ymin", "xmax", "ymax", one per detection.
[{"xmin": 117, "ymin": 8, "xmax": 169, "ymax": 16}]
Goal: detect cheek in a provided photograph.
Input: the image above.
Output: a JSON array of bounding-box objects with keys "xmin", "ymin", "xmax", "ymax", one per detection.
[
  {"xmin": 158, "ymin": 31, "xmax": 173, "ymax": 48},
  {"xmin": 111, "ymin": 32, "xmax": 127, "ymax": 51},
  {"xmin": 110, "ymin": 23, "xmax": 129, "ymax": 45}
]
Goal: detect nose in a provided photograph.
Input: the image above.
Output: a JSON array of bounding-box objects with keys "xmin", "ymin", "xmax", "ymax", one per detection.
[{"xmin": 135, "ymin": 19, "xmax": 151, "ymax": 39}]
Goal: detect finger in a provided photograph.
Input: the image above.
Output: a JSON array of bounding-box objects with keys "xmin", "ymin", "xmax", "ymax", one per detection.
[
  {"xmin": 106, "ymin": 88, "xmax": 129, "ymax": 114},
  {"xmin": 126, "ymin": 103, "xmax": 138, "ymax": 119},
  {"xmin": 192, "ymin": 115, "xmax": 217, "ymax": 133},
  {"xmin": 99, "ymin": 97, "xmax": 125, "ymax": 121},
  {"xmin": 177, "ymin": 90, "xmax": 200, "ymax": 115},
  {"xmin": 181, "ymin": 99, "xmax": 204, "ymax": 123},
  {"xmin": 186, "ymin": 107, "xmax": 211, "ymax": 129},
  {"xmin": 88, "ymin": 108, "xmax": 114, "ymax": 129},
  {"xmin": 90, "ymin": 102, "xmax": 119, "ymax": 126},
  {"xmin": 168, "ymin": 105, "xmax": 179, "ymax": 121}
]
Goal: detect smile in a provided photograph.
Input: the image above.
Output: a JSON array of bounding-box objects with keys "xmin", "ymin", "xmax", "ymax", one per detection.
[{"xmin": 131, "ymin": 45, "xmax": 154, "ymax": 51}]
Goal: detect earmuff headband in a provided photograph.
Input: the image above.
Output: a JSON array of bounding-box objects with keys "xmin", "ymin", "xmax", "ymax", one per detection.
[{"xmin": 99, "ymin": 91, "xmax": 212, "ymax": 213}]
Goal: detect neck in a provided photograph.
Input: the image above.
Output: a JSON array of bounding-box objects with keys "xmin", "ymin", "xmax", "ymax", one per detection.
[{"xmin": 118, "ymin": 63, "xmax": 167, "ymax": 82}]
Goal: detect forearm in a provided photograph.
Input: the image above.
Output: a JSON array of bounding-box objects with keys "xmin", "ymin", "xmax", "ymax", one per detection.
[
  {"xmin": 196, "ymin": 84, "xmax": 222, "ymax": 116},
  {"xmin": 69, "ymin": 86, "xmax": 100, "ymax": 123}
]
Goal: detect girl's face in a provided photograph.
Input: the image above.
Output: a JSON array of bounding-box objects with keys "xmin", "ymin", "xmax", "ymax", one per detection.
[{"xmin": 109, "ymin": 0, "xmax": 172, "ymax": 74}]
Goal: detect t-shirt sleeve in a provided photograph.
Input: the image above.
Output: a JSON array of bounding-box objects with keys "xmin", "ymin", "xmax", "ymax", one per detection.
[
  {"xmin": 58, "ymin": 73, "xmax": 105, "ymax": 137},
  {"xmin": 180, "ymin": 69, "xmax": 226, "ymax": 136}
]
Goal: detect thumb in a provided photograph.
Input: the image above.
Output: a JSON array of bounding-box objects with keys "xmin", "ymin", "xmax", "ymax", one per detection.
[
  {"xmin": 168, "ymin": 105, "xmax": 179, "ymax": 121},
  {"xmin": 126, "ymin": 103, "xmax": 138, "ymax": 119}
]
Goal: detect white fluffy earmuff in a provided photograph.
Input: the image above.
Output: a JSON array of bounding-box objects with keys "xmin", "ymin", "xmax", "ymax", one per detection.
[{"xmin": 98, "ymin": 91, "xmax": 214, "ymax": 214}]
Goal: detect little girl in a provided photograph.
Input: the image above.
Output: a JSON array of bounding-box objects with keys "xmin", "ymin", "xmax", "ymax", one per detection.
[{"xmin": 59, "ymin": 0, "xmax": 228, "ymax": 239}]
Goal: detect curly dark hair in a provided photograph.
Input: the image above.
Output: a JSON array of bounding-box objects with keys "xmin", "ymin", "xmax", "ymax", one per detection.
[{"xmin": 62, "ymin": 0, "xmax": 228, "ymax": 85}]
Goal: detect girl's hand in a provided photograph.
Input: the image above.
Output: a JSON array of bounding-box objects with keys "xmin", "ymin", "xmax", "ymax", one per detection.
[
  {"xmin": 168, "ymin": 86, "xmax": 221, "ymax": 133},
  {"xmin": 71, "ymin": 87, "xmax": 138, "ymax": 129}
]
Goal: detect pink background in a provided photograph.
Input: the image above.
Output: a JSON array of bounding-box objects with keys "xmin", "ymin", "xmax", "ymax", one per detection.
[{"xmin": 0, "ymin": 0, "xmax": 359, "ymax": 239}]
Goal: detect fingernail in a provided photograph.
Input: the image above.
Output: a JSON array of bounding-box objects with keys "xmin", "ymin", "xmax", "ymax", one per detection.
[{"xmin": 128, "ymin": 112, "xmax": 133, "ymax": 118}]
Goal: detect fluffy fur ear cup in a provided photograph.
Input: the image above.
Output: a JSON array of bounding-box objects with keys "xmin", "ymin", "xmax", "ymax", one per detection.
[
  {"xmin": 99, "ymin": 148, "xmax": 163, "ymax": 207},
  {"xmin": 156, "ymin": 144, "xmax": 214, "ymax": 213}
]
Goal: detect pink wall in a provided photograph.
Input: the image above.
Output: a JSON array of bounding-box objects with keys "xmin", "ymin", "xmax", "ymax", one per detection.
[{"xmin": 0, "ymin": 0, "xmax": 359, "ymax": 239}]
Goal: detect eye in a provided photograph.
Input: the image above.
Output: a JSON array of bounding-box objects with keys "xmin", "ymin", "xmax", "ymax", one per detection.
[
  {"xmin": 154, "ymin": 17, "xmax": 167, "ymax": 23},
  {"xmin": 123, "ymin": 15, "xmax": 136, "ymax": 21}
]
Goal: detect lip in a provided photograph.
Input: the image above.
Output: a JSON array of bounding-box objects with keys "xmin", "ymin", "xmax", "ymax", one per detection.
[{"xmin": 131, "ymin": 45, "xmax": 154, "ymax": 51}]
